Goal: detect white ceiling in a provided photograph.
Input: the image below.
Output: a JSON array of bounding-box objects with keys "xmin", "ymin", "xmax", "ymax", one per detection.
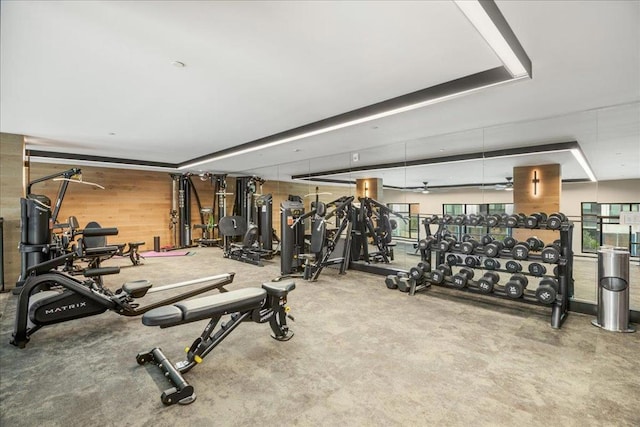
[{"xmin": 1, "ymin": 1, "xmax": 639, "ymax": 188}]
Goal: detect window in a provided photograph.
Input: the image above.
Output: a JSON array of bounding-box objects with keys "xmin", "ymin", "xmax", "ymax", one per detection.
[{"xmin": 581, "ymin": 202, "xmax": 640, "ymax": 255}]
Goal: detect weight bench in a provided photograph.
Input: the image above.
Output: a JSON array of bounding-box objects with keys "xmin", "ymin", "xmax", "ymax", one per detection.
[{"xmin": 136, "ymin": 280, "xmax": 295, "ymax": 406}]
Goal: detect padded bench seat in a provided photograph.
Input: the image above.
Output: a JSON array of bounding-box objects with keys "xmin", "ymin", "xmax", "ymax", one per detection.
[
  {"xmin": 142, "ymin": 288, "xmax": 267, "ymax": 327},
  {"xmin": 262, "ymin": 281, "xmax": 295, "ymax": 297}
]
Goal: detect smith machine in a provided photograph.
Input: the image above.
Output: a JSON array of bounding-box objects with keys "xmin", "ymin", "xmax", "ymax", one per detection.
[{"xmin": 169, "ymin": 173, "xmax": 230, "ymax": 250}]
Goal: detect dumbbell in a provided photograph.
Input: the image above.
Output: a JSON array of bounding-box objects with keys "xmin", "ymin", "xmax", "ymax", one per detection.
[
  {"xmin": 452, "ymin": 267, "xmax": 475, "ymax": 289},
  {"xmin": 503, "ymin": 236, "xmax": 518, "ymax": 249},
  {"xmin": 541, "ymin": 244, "xmax": 561, "ymax": 264},
  {"xmin": 480, "ymin": 234, "xmax": 495, "ymax": 246},
  {"xmin": 505, "ymin": 214, "xmax": 520, "ymax": 228},
  {"xmin": 528, "ymin": 262, "xmax": 547, "ymax": 277},
  {"xmin": 409, "ymin": 262, "xmax": 431, "ymax": 285},
  {"xmin": 484, "ymin": 240, "xmax": 504, "ymax": 258},
  {"xmin": 454, "ymin": 215, "xmax": 467, "ymax": 225},
  {"xmin": 385, "ymin": 275, "xmax": 399, "ymax": 289},
  {"xmin": 477, "ymin": 272, "xmax": 500, "ymax": 294},
  {"xmin": 553, "ymin": 265, "xmax": 559, "ymax": 277},
  {"xmin": 511, "ymin": 242, "xmax": 530, "ymax": 260},
  {"xmin": 461, "ymin": 234, "xmax": 472, "ymax": 242},
  {"xmin": 438, "ymin": 236, "xmax": 457, "ymax": 252},
  {"xmin": 429, "ymin": 264, "xmax": 452, "ymax": 284},
  {"xmin": 465, "ymin": 256, "xmax": 481, "ymax": 268},
  {"xmin": 483, "ymin": 258, "xmax": 501, "ymax": 270},
  {"xmin": 446, "ymin": 253, "xmax": 463, "ymax": 266},
  {"xmin": 460, "ymin": 238, "xmax": 479, "ymax": 255},
  {"xmin": 416, "ymin": 239, "xmax": 431, "ymax": 251},
  {"xmin": 525, "ymin": 236, "xmax": 545, "ymax": 251},
  {"xmin": 469, "ymin": 214, "xmax": 484, "ymax": 226},
  {"xmin": 505, "ymin": 260, "xmax": 522, "ymax": 273},
  {"xmin": 441, "ymin": 214, "xmax": 454, "ymax": 224},
  {"xmin": 504, "ymin": 273, "xmax": 529, "ymax": 299},
  {"xmin": 546, "ymin": 212, "xmax": 567, "ymax": 230},
  {"xmin": 525, "ymin": 212, "xmax": 548, "ymax": 229},
  {"xmin": 535, "ymin": 277, "xmax": 559, "ymax": 304},
  {"xmin": 397, "ymin": 276, "xmax": 415, "ymax": 293},
  {"xmin": 487, "ymin": 215, "xmax": 502, "ymax": 227}
]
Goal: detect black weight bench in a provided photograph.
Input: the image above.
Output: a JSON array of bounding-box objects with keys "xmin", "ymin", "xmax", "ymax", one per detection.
[{"xmin": 136, "ymin": 280, "xmax": 295, "ymax": 406}]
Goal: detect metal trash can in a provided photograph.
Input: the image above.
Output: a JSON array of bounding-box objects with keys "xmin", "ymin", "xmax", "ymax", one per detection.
[{"xmin": 592, "ymin": 246, "xmax": 635, "ymax": 332}]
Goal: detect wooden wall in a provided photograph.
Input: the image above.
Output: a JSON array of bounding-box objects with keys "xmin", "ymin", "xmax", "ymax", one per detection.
[
  {"xmin": 513, "ymin": 164, "xmax": 561, "ymax": 243},
  {"xmin": 28, "ymin": 163, "xmax": 174, "ymax": 251},
  {"xmin": 1, "ymin": 133, "xmax": 25, "ymax": 289}
]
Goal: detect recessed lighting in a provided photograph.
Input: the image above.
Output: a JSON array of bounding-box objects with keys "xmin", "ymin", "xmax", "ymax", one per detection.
[
  {"xmin": 108, "ymin": 132, "xmax": 116, "ymax": 136},
  {"xmin": 172, "ymin": 61, "xmax": 186, "ymax": 68},
  {"xmin": 439, "ymin": 148, "xmax": 445, "ymax": 152}
]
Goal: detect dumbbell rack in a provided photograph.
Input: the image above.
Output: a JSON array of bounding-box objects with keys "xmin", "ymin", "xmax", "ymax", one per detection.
[{"xmin": 409, "ymin": 215, "xmax": 574, "ymax": 329}]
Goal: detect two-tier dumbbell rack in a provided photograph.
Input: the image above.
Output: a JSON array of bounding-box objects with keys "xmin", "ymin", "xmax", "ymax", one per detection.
[{"xmin": 407, "ymin": 213, "xmax": 574, "ymax": 329}]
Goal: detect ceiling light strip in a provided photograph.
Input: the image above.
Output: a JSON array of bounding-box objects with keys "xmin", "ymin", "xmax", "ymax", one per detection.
[
  {"xmin": 178, "ymin": 67, "xmax": 515, "ymax": 170},
  {"xmin": 454, "ymin": 0, "xmax": 532, "ymax": 78},
  {"xmin": 570, "ymin": 148, "xmax": 597, "ymax": 182}
]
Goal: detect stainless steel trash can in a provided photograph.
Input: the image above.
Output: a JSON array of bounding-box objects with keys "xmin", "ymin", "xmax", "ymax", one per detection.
[{"xmin": 592, "ymin": 246, "xmax": 635, "ymax": 332}]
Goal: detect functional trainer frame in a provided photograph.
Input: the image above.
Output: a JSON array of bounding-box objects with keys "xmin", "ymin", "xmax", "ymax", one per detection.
[{"xmin": 136, "ymin": 280, "xmax": 295, "ymax": 405}]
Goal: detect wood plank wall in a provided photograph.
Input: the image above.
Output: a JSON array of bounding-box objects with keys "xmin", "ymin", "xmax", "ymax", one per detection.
[
  {"xmin": 28, "ymin": 163, "xmax": 174, "ymax": 251},
  {"xmin": 513, "ymin": 164, "xmax": 561, "ymax": 243},
  {"xmin": 0, "ymin": 133, "xmax": 25, "ymax": 289}
]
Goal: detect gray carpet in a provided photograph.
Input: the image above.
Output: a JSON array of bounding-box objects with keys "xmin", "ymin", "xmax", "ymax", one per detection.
[{"xmin": 1, "ymin": 247, "xmax": 638, "ymax": 426}]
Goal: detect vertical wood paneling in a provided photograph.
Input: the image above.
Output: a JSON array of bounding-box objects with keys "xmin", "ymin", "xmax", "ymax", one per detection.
[
  {"xmin": 0, "ymin": 133, "xmax": 25, "ymax": 288},
  {"xmin": 513, "ymin": 164, "xmax": 561, "ymax": 243}
]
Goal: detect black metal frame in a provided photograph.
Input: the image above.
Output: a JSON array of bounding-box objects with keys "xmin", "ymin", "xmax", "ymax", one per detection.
[
  {"xmin": 136, "ymin": 283, "xmax": 294, "ymax": 406},
  {"xmin": 410, "ymin": 215, "xmax": 573, "ymax": 329}
]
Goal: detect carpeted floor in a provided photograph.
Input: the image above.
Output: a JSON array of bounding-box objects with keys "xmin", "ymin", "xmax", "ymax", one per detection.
[{"xmin": 1, "ymin": 247, "xmax": 638, "ymax": 426}]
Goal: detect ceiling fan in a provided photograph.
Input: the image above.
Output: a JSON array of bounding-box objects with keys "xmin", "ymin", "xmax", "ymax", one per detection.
[{"xmin": 495, "ymin": 177, "xmax": 514, "ymax": 191}]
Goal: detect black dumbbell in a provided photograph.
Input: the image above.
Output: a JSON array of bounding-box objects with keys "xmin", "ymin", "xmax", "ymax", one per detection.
[
  {"xmin": 452, "ymin": 267, "xmax": 475, "ymax": 289},
  {"xmin": 553, "ymin": 265, "xmax": 559, "ymax": 277},
  {"xmin": 480, "ymin": 234, "xmax": 495, "ymax": 246},
  {"xmin": 503, "ymin": 236, "xmax": 518, "ymax": 249},
  {"xmin": 484, "ymin": 240, "xmax": 504, "ymax": 258},
  {"xmin": 483, "ymin": 258, "xmax": 501, "ymax": 270},
  {"xmin": 487, "ymin": 215, "xmax": 501, "ymax": 227},
  {"xmin": 465, "ymin": 256, "xmax": 481, "ymax": 268},
  {"xmin": 454, "ymin": 215, "xmax": 467, "ymax": 225},
  {"xmin": 423, "ymin": 215, "xmax": 438, "ymax": 225},
  {"xmin": 446, "ymin": 253, "xmax": 462, "ymax": 266},
  {"xmin": 541, "ymin": 244, "xmax": 561, "ymax": 264},
  {"xmin": 462, "ymin": 233, "xmax": 472, "ymax": 242},
  {"xmin": 546, "ymin": 212, "xmax": 567, "ymax": 230},
  {"xmin": 409, "ymin": 263, "xmax": 432, "ymax": 288},
  {"xmin": 525, "ymin": 212, "xmax": 548, "ymax": 229},
  {"xmin": 417, "ymin": 239, "xmax": 430, "ymax": 251},
  {"xmin": 385, "ymin": 275, "xmax": 399, "ymax": 289},
  {"xmin": 468, "ymin": 214, "xmax": 480, "ymax": 226},
  {"xmin": 460, "ymin": 239, "xmax": 479, "ymax": 255},
  {"xmin": 505, "ymin": 214, "xmax": 520, "ymax": 228},
  {"xmin": 528, "ymin": 262, "xmax": 547, "ymax": 277},
  {"xmin": 512, "ymin": 243, "xmax": 530, "ymax": 260},
  {"xmin": 505, "ymin": 260, "xmax": 522, "ymax": 273},
  {"xmin": 430, "ymin": 264, "xmax": 452, "ymax": 284},
  {"xmin": 504, "ymin": 273, "xmax": 529, "ymax": 298},
  {"xmin": 526, "ymin": 236, "xmax": 545, "ymax": 251},
  {"xmin": 442, "ymin": 214, "xmax": 454, "ymax": 224},
  {"xmin": 535, "ymin": 277, "xmax": 559, "ymax": 304},
  {"xmin": 438, "ymin": 236, "xmax": 457, "ymax": 252},
  {"xmin": 477, "ymin": 272, "xmax": 500, "ymax": 294}
]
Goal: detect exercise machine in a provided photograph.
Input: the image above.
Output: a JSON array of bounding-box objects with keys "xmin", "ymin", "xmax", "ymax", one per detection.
[
  {"xmin": 17, "ymin": 168, "xmax": 104, "ymax": 290},
  {"xmin": 351, "ymin": 197, "xmax": 405, "ymax": 263},
  {"xmin": 280, "ymin": 196, "xmax": 306, "ymax": 275},
  {"xmin": 136, "ymin": 280, "xmax": 295, "ymax": 405},
  {"xmin": 11, "ymin": 222, "xmax": 235, "ymax": 348},
  {"xmin": 285, "ymin": 196, "xmax": 354, "ymax": 281}
]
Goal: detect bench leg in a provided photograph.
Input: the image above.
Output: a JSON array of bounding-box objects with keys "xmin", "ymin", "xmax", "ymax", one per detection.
[{"xmin": 136, "ymin": 348, "xmax": 195, "ymax": 405}]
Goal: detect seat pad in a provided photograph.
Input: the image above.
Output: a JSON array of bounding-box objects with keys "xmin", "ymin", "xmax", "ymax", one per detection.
[
  {"xmin": 142, "ymin": 288, "xmax": 267, "ymax": 327},
  {"xmin": 262, "ymin": 281, "xmax": 295, "ymax": 297}
]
